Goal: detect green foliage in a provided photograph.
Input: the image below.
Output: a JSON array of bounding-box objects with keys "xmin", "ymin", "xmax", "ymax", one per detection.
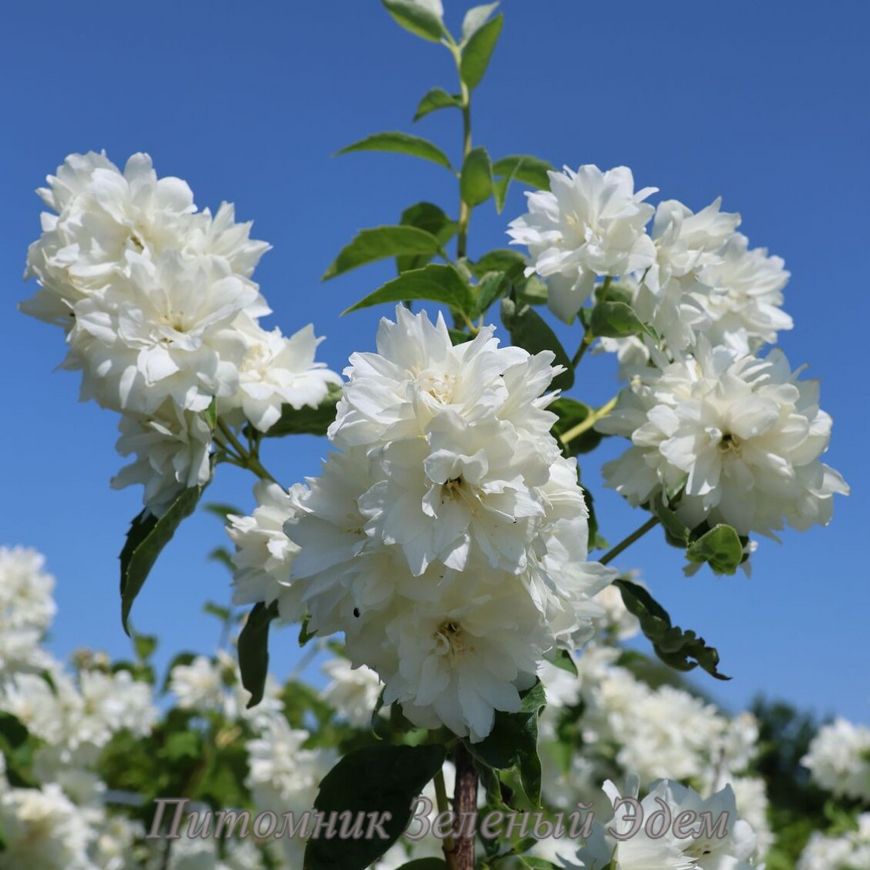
[
  {"xmin": 305, "ymin": 743, "xmax": 446, "ymax": 870},
  {"xmin": 467, "ymin": 681, "xmax": 546, "ymax": 806},
  {"xmin": 460, "ymin": 146, "xmax": 493, "ymax": 207},
  {"xmin": 381, "ymin": 0, "xmax": 446, "ymax": 43},
  {"xmin": 261, "ymin": 384, "xmax": 341, "ymax": 438},
  {"xmin": 237, "ymin": 601, "xmax": 279, "ymax": 708},
  {"xmin": 551, "ymin": 397, "xmax": 604, "ymax": 456},
  {"xmin": 545, "ymin": 648, "xmax": 578, "ymax": 677},
  {"xmin": 460, "ymin": 13, "xmax": 503, "ymax": 89},
  {"xmin": 413, "ymin": 87, "xmax": 461, "ymax": 121},
  {"xmin": 338, "ymin": 131, "xmax": 451, "ymax": 170},
  {"xmin": 397, "ymin": 202, "xmax": 457, "ymax": 273},
  {"xmin": 588, "ymin": 299, "xmax": 648, "ymax": 338},
  {"xmin": 119, "ymin": 484, "xmax": 206, "ymax": 635},
  {"xmin": 686, "ymin": 524, "xmax": 745, "ymax": 575},
  {"xmin": 461, "ymin": 3, "xmax": 500, "ymax": 42},
  {"xmin": 614, "ymin": 578, "xmax": 730, "ymax": 681},
  {"xmin": 344, "ymin": 264, "xmax": 474, "ymax": 317},
  {"xmin": 492, "ymin": 155, "xmax": 554, "ymax": 210},
  {"xmin": 323, "ymin": 226, "xmax": 443, "ymax": 279},
  {"xmin": 500, "ymin": 298, "xmax": 573, "ymax": 391},
  {"xmin": 394, "ymin": 859, "xmax": 448, "ymax": 870}
]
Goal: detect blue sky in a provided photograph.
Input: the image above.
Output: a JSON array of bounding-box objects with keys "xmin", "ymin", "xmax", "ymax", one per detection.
[{"xmin": 1, "ymin": 0, "xmax": 867, "ymax": 724}]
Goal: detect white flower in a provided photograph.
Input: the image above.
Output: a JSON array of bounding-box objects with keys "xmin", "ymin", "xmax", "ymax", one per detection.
[
  {"xmin": 696, "ymin": 232, "xmax": 791, "ymax": 352},
  {"xmin": 169, "ymin": 655, "xmax": 226, "ymax": 711},
  {"xmin": 802, "ymin": 718, "xmax": 870, "ymax": 802},
  {"xmin": 273, "ymin": 306, "xmax": 613, "ymax": 741},
  {"xmin": 22, "ymin": 152, "xmax": 196, "ymax": 327},
  {"xmin": 797, "ymin": 813, "xmax": 870, "ymax": 870},
  {"xmin": 111, "ymin": 401, "xmax": 213, "ymax": 517},
  {"xmin": 507, "ymin": 165, "xmax": 657, "ymax": 322},
  {"xmin": 228, "ymin": 321, "xmax": 342, "ymax": 433},
  {"xmin": 72, "ymin": 249, "xmax": 265, "ymax": 414},
  {"xmin": 227, "ymin": 482, "xmax": 301, "ymax": 606},
  {"xmin": 0, "ymin": 547, "xmax": 56, "ymax": 675},
  {"xmin": 0, "ymin": 783, "xmax": 94, "ymax": 869},
  {"xmin": 321, "ymin": 657, "xmax": 382, "ymax": 727},
  {"xmin": 598, "ymin": 342, "xmax": 848, "ymax": 537},
  {"xmin": 329, "ymin": 305, "xmax": 556, "ymax": 451}
]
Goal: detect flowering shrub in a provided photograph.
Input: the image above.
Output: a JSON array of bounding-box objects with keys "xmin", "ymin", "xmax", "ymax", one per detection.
[{"xmin": 5, "ymin": 2, "xmax": 856, "ymax": 869}]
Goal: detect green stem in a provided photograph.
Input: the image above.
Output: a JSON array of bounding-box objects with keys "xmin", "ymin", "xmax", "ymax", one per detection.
[
  {"xmin": 217, "ymin": 421, "xmax": 278, "ymax": 484},
  {"xmin": 571, "ymin": 332, "xmax": 593, "ymax": 368},
  {"xmin": 559, "ymin": 395, "xmax": 618, "ymax": 446},
  {"xmin": 449, "ymin": 41, "xmax": 472, "ymax": 262},
  {"xmin": 434, "ymin": 767, "xmax": 457, "ymax": 867},
  {"xmin": 600, "ymin": 516, "xmax": 660, "ymax": 565}
]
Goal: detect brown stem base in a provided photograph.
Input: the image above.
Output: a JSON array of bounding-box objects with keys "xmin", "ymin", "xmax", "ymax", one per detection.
[{"xmin": 446, "ymin": 742, "xmax": 478, "ymax": 869}]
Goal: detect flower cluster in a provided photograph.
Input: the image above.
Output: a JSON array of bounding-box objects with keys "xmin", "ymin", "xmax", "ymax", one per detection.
[
  {"xmin": 801, "ymin": 717, "xmax": 870, "ymax": 803},
  {"xmin": 508, "ymin": 164, "xmax": 790, "ymax": 358},
  {"xmin": 508, "ymin": 164, "xmax": 847, "ymax": 547},
  {"xmin": 797, "ymin": 813, "xmax": 870, "ymax": 870},
  {"xmin": 23, "ymin": 152, "xmax": 339, "ymax": 516},
  {"xmin": 597, "ymin": 342, "xmax": 848, "ymax": 537},
  {"xmin": 226, "ymin": 306, "xmax": 616, "ymax": 742}
]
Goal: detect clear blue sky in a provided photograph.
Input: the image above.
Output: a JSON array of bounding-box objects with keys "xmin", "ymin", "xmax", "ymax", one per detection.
[{"xmin": 1, "ymin": 1, "xmax": 867, "ymax": 724}]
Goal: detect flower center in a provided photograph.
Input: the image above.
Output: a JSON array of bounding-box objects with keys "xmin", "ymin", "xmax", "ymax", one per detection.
[
  {"xmin": 434, "ymin": 620, "xmax": 471, "ymax": 659},
  {"xmin": 718, "ymin": 432, "xmax": 741, "ymax": 454}
]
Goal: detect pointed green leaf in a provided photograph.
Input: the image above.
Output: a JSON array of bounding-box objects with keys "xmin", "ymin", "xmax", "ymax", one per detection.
[
  {"xmin": 324, "ymin": 226, "xmax": 442, "ymax": 280},
  {"xmin": 120, "ymin": 484, "xmax": 206, "ymax": 635},
  {"xmin": 500, "ymin": 298, "xmax": 573, "ymax": 391},
  {"xmin": 261, "ymin": 385, "xmax": 341, "ymax": 438},
  {"xmin": 345, "ymin": 264, "xmax": 474, "ymax": 316},
  {"xmin": 337, "ymin": 131, "xmax": 451, "ymax": 169},
  {"xmin": 461, "ymin": 2, "xmax": 499, "ymax": 41},
  {"xmin": 460, "ymin": 147, "xmax": 493, "ymax": 207},
  {"xmin": 413, "ymin": 87, "xmax": 461, "ymax": 121},
  {"xmin": 545, "ymin": 648, "xmax": 578, "ymax": 677},
  {"xmin": 460, "ymin": 13, "xmax": 503, "ymax": 89},
  {"xmin": 238, "ymin": 601, "xmax": 279, "ymax": 709},
  {"xmin": 614, "ymin": 578, "xmax": 730, "ymax": 681},
  {"xmin": 381, "ymin": 0, "xmax": 446, "ymax": 43},
  {"xmin": 476, "ymin": 270, "xmax": 509, "ymax": 314},
  {"xmin": 469, "ymin": 248, "xmax": 527, "ymax": 279},
  {"xmin": 492, "ymin": 155, "xmax": 554, "ymax": 190},
  {"xmin": 397, "ymin": 202, "xmax": 457, "ymax": 273},
  {"xmin": 305, "ymin": 744, "xmax": 446, "ymax": 870},
  {"xmin": 589, "ymin": 300, "xmax": 648, "ymax": 338},
  {"xmin": 467, "ymin": 681, "xmax": 546, "ymax": 806},
  {"xmin": 686, "ymin": 524, "xmax": 745, "ymax": 575}
]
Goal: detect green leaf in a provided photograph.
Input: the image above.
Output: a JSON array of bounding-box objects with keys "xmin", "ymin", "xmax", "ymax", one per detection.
[
  {"xmin": 0, "ymin": 712, "xmax": 29, "ymax": 749},
  {"xmin": 492, "ymin": 155, "xmax": 554, "ymax": 189},
  {"xmin": 461, "ymin": 2, "xmax": 499, "ymax": 40},
  {"xmin": 686, "ymin": 524, "xmax": 744, "ymax": 575},
  {"xmin": 469, "ymin": 248, "xmax": 526, "ymax": 279},
  {"xmin": 648, "ymin": 493, "xmax": 691, "ymax": 547},
  {"xmin": 345, "ymin": 264, "xmax": 474, "ymax": 317},
  {"xmin": 381, "ymin": 0, "xmax": 446, "ymax": 43},
  {"xmin": 298, "ymin": 616, "xmax": 317, "ymax": 647},
  {"xmin": 589, "ymin": 300, "xmax": 647, "ymax": 338},
  {"xmin": 460, "ymin": 147, "xmax": 493, "ymax": 208},
  {"xmin": 500, "ymin": 298, "xmax": 573, "ymax": 392},
  {"xmin": 395, "ymin": 860, "xmax": 447, "ymax": 870},
  {"xmin": 305, "ymin": 744, "xmax": 446, "ymax": 870},
  {"xmin": 550, "ymin": 397, "xmax": 604, "ymax": 456},
  {"xmin": 544, "ymin": 648, "xmax": 578, "ymax": 677},
  {"xmin": 133, "ymin": 633, "xmax": 158, "ymax": 662},
  {"xmin": 323, "ymin": 226, "xmax": 442, "ymax": 280},
  {"xmin": 448, "ymin": 328, "xmax": 474, "ymax": 345},
  {"xmin": 397, "ymin": 202, "xmax": 456, "ymax": 273},
  {"xmin": 460, "ymin": 13, "xmax": 503, "ymax": 89},
  {"xmin": 413, "ymin": 87, "xmax": 461, "ymax": 121},
  {"xmin": 120, "ymin": 484, "xmax": 206, "ymax": 635},
  {"xmin": 203, "ymin": 601, "xmax": 232, "ymax": 623},
  {"xmin": 614, "ymin": 578, "xmax": 730, "ymax": 681},
  {"xmin": 262, "ymin": 385, "xmax": 341, "ymax": 438},
  {"xmin": 468, "ymin": 681, "xmax": 546, "ymax": 806},
  {"xmin": 337, "ymin": 131, "xmax": 451, "ymax": 170},
  {"xmin": 476, "ymin": 271, "xmax": 509, "ymax": 314},
  {"xmin": 202, "ymin": 502, "xmax": 244, "ymax": 520},
  {"xmin": 237, "ymin": 601, "xmax": 279, "ymax": 709}
]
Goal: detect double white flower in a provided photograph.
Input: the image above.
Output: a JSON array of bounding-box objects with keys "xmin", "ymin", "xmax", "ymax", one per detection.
[
  {"xmin": 23, "ymin": 152, "xmax": 339, "ymax": 516},
  {"xmin": 598, "ymin": 342, "xmax": 848, "ymax": 537},
  {"xmin": 227, "ymin": 306, "xmax": 615, "ymax": 741}
]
